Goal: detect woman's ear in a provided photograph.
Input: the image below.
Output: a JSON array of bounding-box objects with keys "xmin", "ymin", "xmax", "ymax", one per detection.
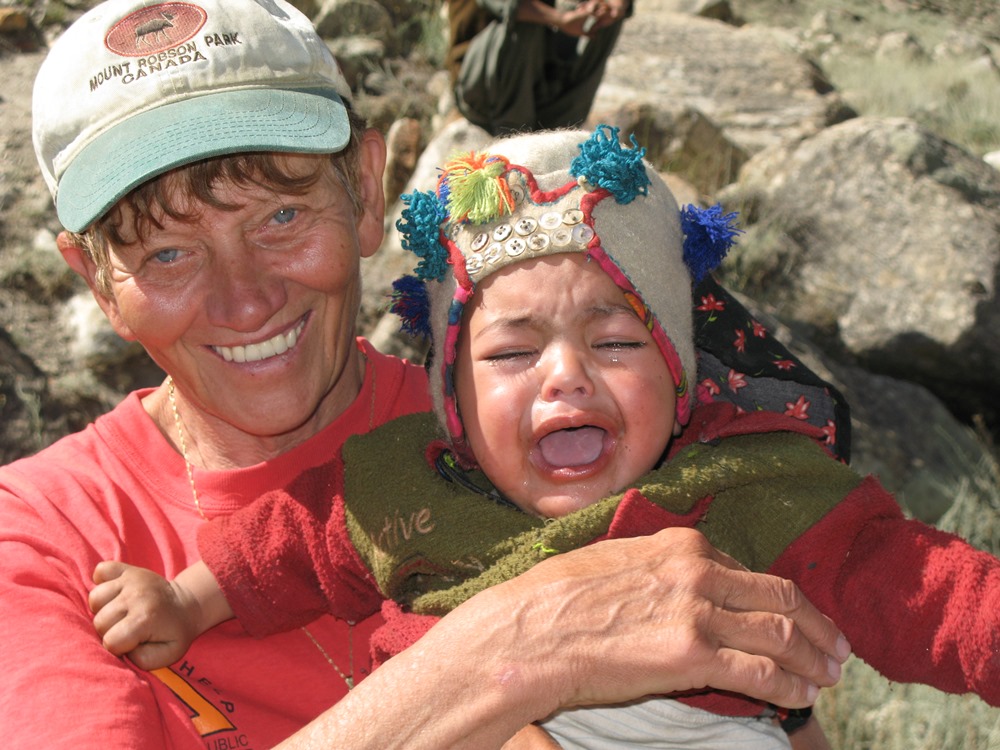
[
  {"xmin": 57, "ymin": 231, "xmax": 97, "ymax": 283},
  {"xmin": 354, "ymin": 128, "xmax": 388, "ymax": 259},
  {"xmin": 56, "ymin": 231, "xmax": 137, "ymax": 341}
]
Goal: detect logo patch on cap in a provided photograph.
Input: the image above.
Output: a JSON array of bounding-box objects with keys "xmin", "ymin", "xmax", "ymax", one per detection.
[{"xmin": 105, "ymin": 2, "xmax": 207, "ymax": 57}]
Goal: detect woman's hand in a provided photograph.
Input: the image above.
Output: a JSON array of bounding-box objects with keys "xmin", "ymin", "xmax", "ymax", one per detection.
[
  {"xmin": 490, "ymin": 527, "xmax": 849, "ymax": 713},
  {"xmin": 277, "ymin": 527, "xmax": 849, "ymax": 750}
]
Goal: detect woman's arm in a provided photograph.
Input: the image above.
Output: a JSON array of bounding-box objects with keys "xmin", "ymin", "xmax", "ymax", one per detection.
[{"xmin": 277, "ymin": 527, "xmax": 849, "ymax": 749}]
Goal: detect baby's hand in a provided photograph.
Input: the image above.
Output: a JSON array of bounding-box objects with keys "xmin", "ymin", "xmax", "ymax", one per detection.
[{"xmin": 89, "ymin": 561, "xmax": 200, "ymax": 671}]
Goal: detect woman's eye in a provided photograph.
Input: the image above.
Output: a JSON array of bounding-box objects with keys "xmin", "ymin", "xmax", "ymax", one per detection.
[
  {"xmin": 272, "ymin": 207, "xmax": 297, "ymax": 225},
  {"xmin": 153, "ymin": 248, "xmax": 181, "ymax": 264}
]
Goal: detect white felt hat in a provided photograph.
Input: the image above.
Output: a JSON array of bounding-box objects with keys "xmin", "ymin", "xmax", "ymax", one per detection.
[
  {"xmin": 33, "ymin": 0, "xmax": 353, "ymax": 232},
  {"xmin": 394, "ymin": 126, "xmax": 740, "ymax": 452}
]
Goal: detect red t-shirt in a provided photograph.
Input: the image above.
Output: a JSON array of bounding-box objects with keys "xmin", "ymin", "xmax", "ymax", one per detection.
[{"xmin": 0, "ymin": 340, "xmax": 431, "ymax": 749}]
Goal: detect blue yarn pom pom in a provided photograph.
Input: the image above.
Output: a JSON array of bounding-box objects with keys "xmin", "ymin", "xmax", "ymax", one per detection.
[
  {"xmin": 570, "ymin": 125, "xmax": 650, "ymax": 204},
  {"xmin": 680, "ymin": 204, "xmax": 743, "ymax": 283},
  {"xmin": 396, "ymin": 190, "xmax": 450, "ymax": 282},
  {"xmin": 389, "ymin": 275, "xmax": 432, "ymax": 339}
]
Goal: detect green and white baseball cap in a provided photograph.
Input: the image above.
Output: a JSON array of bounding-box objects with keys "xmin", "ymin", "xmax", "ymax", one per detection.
[{"xmin": 33, "ymin": 0, "xmax": 354, "ymax": 232}]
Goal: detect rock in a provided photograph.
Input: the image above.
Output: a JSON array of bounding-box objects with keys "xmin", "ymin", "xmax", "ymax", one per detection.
[
  {"xmin": 595, "ymin": 12, "xmax": 852, "ymax": 156},
  {"xmin": 0, "ymin": 8, "xmax": 29, "ymax": 33},
  {"xmin": 326, "ymin": 36, "xmax": 385, "ymax": 90},
  {"xmin": 873, "ymin": 30, "xmax": 926, "ymax": 61},
  {"xmin": 314, "ymin": 0, "xmax": 393, "ymax": 48},
  {"xmin": 383, "ymin": 117, "xmax": 424, "ymax": 208},
  {"xmin": 588, "ymin": 102, "xmax": 750, "ymax": 197},
  {"xmin": 718, "ymin": 116, "xmax": 1000, "ymax": 431},
  {"xmin": 637, "ymin": 0, "xmax": 733, "ymax": 20},
  {"xmin": 0, "ymin": 325, "xmax": 48, "ymax": 464},
  {"xmin": 0, "ymin": 7, "xmax": 42, "ymax": 52}
]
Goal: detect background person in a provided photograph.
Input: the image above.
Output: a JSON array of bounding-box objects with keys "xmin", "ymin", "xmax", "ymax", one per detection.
[{"xmin": 446, "ymin": 0, "xmax": 630, "ymax": 135}]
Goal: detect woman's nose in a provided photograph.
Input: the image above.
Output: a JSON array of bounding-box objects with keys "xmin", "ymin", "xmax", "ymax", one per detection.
[{"xmin": 204, "ymin": 245, "xmax": 287, "ymax": 332}]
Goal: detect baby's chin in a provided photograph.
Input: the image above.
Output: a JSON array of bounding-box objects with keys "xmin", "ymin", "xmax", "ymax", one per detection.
[{"xmin": 512, "ymin": 488, "xmax": 612, "ymax": 519}]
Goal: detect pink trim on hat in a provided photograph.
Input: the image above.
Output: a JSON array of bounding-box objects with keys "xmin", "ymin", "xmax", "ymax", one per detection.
[
  {"xmin": 442, "ymin": 284, "xmax": 474, "ymax": 451},
  {"xmin": 509, "ymin": 165, "xmax": 579, "ymax": 205},
  {"xmin": 586, "ymin": 245, "xmax": 692, "ymax": 425},
  {"xmin": 446, "ymin": 233, "xmax": 474, "ymax": 292}
]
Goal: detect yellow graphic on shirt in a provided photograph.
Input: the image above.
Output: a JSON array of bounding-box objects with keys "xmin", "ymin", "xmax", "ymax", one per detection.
[{"xmin": 152, "ymin": 667, "xmax": 236, "ymax": 736}]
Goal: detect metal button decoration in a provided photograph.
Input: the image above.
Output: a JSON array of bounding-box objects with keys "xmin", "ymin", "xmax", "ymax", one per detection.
[{"xmin": 459, "ymin": 172, "xmax": 598, "ymax": 281}]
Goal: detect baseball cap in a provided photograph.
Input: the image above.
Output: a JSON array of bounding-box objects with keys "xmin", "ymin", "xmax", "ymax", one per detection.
[{"xmin": 32, "ymin": 0, "xmax": 354, "ymax": 232}]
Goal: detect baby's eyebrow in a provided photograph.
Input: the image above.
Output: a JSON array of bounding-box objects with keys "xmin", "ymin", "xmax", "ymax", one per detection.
[
  {"xmin": 587, "ymin": 302, "xmax": 637, "ymax": 318},
  {"xmin": 472, "ymin": 314, "xmax": 538, "ymax": 340},
  {"xmin": 475, "ymin": 302, "xmax": 637, "ymax": 339}
]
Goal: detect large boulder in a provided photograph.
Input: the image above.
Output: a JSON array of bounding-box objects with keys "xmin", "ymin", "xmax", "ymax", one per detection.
[
  {"xmin": 593, "ymin": 10, "xmax": 855, "ymax": 156},
  {"xmin": 718, "ymin": 116, "xmax": 1000, "ymax": 430}
]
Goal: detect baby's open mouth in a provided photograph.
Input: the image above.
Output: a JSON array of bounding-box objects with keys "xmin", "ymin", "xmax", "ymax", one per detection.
[{"xmin": 537, "ymin": 426, "xmax": 606, "ymax": 468}]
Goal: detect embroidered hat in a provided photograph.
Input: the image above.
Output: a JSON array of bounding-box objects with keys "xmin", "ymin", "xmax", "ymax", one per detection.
[
  {"xmin": 393, "ymin": 126, "xmax": 740, "ymax": 454},
  {"xmin": 32, "ymin": 0, "xmax": 353, "ymax": 232}
]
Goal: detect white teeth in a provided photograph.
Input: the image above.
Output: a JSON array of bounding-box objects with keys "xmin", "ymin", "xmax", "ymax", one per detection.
[{"xmin": 214, "ymin": 320, "xmax": 304, "ymax": 364}]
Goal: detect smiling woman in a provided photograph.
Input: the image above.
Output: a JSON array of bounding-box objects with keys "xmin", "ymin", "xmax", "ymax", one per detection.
[
  {"xmin": 57, "ymin": 145, "xmax": 387, "ymax": 456},
  {"xmin": 81, "ymin": 125, "xmax": 867, "ymax": 750}
]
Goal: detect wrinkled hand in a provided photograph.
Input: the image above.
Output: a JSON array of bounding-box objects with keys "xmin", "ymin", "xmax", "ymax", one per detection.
[
  {"xmin": 486, "ymin": 527, "xmax": 850, "ymax": 714},
  {"xmin": 501, "ymin": 724, "xmax": 563, "ymax": 749},
  {"xmin": 89, "ymin": 561, "xmax": 200, "ymax": 671}
]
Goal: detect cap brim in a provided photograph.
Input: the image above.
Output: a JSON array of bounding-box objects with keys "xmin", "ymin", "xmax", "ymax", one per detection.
[{"xmin": 57, "ymin": 88, "xmax": 351, "ymax": 232}]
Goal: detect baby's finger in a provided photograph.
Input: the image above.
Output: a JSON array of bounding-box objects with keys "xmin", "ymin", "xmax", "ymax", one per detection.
[
  {"xmin": 91, "ymin": 595, "xmax": 127, "ymax": 639},
  {"xmin": 127, "ymin": 641, "xmax": 183, "ymax": 672},
  {"xmin": 99, "ymin": 616, "xmax": 147, "ymax": 657},
  {"xmin": 92, "ymin": 559, "xmax": 127, "ymax": 584},
  {"xmin": 88, "ymin": 579, "xmax": 122, "ymax": 615}
]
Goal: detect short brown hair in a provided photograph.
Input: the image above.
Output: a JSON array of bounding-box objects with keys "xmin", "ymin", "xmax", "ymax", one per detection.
[{"xmin": 76, "ymin": 109, "xmax": 369, "ymax": 298}]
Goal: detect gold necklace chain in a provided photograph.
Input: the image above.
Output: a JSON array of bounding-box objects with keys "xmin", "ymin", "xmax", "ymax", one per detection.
[
  {"xmin": 301, "ymin": 622, "xmax": 355, "ymax": 689},
  {"xmin": 163, "ymin": 352, "xmax": 376, "ymax": 692},
  {"xmin": 167, "ymin": 376, "xmax": 207, "ymax": 521}
]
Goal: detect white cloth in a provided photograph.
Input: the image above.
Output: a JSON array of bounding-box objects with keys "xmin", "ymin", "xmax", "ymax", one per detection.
[{"xmin": 543, "ymin": 698, "xmax": 791, "ymax": 750}]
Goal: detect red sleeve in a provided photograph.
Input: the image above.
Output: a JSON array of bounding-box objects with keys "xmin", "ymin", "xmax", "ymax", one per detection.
[
  {"xmin": 198, "ymin": 458, "xmax": 383, "ymax": 636},
  {"xmin": 772, "ymin": 477, "xmax": 1000, "ymax": 706},
  {"xmin": 0, "ymin": 484, "xmax": 203, "ymax": 749},
  {"xmin": 368, "ymin": 600, "xmax": 440, "ymax": 669}
]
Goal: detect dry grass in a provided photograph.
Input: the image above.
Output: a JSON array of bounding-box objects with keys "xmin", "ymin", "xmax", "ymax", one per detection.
[
  {"xmin": 823, "ymin": 53, "xmax": 1000, "ymax": 157},
  {"xmin": 735, "ymin": 0, "xmax": 1000, "ymax": 156}
]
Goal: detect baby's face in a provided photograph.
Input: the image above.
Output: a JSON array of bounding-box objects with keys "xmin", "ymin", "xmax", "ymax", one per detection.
[{"xmin": 454, "ymin": 253, "xmax": 677, "ymax": 518}]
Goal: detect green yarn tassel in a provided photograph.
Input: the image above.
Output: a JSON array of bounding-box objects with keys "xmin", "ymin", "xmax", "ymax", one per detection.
[{"xmin": 441, "ymin": 153, "xmax": 514, "ymax": 224}]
